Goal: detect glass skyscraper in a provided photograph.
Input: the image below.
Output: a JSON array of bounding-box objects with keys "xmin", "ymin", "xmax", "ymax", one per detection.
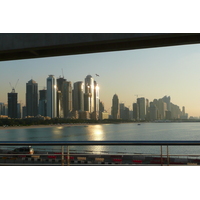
[
  {"xmin": 8, "ymin": 92, "xmax": 18, "ymax": 118},
  {"xmin": 84, "ymin": 75, "xmax": 94, "ymax": 113},
  {"xmin": 112, "ymin": 94, "xmax": 120, "ymax": 119},
  {"xmin": 73, "ymin": 81, "xmax": 84, "ymax": 112},
  {"xmin": 26, "ymin": 79, "xmax": 38, "ymax": 117},
  {"xmin": 47, "ymin": 75, "xmax": 57, "ymax": 118}
]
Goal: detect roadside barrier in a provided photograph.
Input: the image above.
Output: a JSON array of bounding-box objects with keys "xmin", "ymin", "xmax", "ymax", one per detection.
[
  {"xmin": 77, "ymin": 157, "xmax": 86, "ymax": 161},
  {"xmin": 112, "ymin": 158, "xmax": 122, "ymax": 163},
  {"xmin": 132, "ymin": 160, "xmax": 142, "ymax": 164},
  {"xmin": 65, "ymin": 156, "xmax": 74, "ymax": 160},
  {"xmin": 110, "ymin": 155, "xmax": 123, "ymax": 158},
  {"xmin": 95, "ymin": 158, "xmax": 104, "ymax": 162},
  {"xmin": 48, "ymin": 155, "xmax": 56, "ymax": 159},
  {"xmin": 187, "ymin": 163, "xmax": 197, "ymax": 165}
]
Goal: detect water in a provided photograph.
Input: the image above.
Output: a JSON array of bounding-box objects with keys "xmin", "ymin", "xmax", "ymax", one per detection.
[{"xmin": 1, "ymin": 122, "xmax": 200, "ymax": 155}]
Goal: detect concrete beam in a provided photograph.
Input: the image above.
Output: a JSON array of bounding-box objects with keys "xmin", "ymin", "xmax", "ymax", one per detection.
[{"xmin": 1, "ymin": 33, "xmax": 200, "ymax": 61}]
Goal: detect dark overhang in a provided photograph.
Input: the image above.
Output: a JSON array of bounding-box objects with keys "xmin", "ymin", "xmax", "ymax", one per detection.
[{"xmin": 1, "ymin": 33, "xmax": 200, "ymax": 61}]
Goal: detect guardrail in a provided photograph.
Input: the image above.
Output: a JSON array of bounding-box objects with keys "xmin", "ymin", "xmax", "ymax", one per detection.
[{"xmin": 0, "ymin": 140, "xmax": 200, "ymax": 166}]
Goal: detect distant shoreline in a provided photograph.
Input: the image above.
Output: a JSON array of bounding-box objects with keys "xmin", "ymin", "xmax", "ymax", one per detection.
[
  {"xmin": 1, "ymin": 120, "xmax": 200, "ymax": 131},
  {"xmin": 0, "ymin": 123, "xmax": 90, "ymax": 131}
]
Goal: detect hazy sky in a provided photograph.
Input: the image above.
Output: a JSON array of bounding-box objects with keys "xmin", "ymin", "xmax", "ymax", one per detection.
[{"xmin": 1, "ymin": 43, "xmax": 200, "ymax": 117}]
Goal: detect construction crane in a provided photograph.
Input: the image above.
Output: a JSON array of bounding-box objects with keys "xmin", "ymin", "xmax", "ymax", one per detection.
[{"xmin": 9, "ymin": 79, "xmax": 19, "ymax": 93}]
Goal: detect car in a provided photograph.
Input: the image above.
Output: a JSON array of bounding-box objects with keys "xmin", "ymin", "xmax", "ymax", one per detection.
[{"xmin": 8, "ymin": 146, "xmax": 34, "ymax": 157}]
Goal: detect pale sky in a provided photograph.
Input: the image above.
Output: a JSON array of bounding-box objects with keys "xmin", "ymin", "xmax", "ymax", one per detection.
[{"xmin": 1, "ymin": 43, "xmax": 200, "ymax": 117}]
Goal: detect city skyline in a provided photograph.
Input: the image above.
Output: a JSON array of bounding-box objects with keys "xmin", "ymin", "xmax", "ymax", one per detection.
[
  {"xmin": 0, "ymin": 75, "xmax": 188, "ymax": 121},
  {"xmin": 0, "ymin": 74, "xmax": 187, "ymax": 115},
  {"xmin": 1, "ymin": 43, "xmax": 200, "ymax": 117}
]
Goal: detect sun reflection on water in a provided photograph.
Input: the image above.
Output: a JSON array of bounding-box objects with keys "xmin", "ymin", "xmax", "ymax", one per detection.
[
  {"xmin": 86, "ymin": 125, "xmax": 106, "ymax": 153},
  {"xmin": 52, "ymin": 126, "xmax": 64, "ymax": 134},
  {"xmin": 87, "ymin": 125, "xmax": 104, "ymax": 140}
]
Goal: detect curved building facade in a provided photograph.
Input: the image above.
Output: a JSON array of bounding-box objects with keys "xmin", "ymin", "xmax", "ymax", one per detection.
[{"xmin": 84, "ymin": 75, "xmax": 94, "ymax": 113}]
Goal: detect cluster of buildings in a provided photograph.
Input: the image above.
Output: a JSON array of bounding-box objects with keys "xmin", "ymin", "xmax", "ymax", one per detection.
[
  {"xmin": 111, "ymin": 95, "xmax": 188, "ymax": 121},
  {"xmin": 0, "ymin": 75, "xmax": 108, "ymax": 120},
  {"xmin": 0, "ymin": 74, "xmax": 189, "ymax": 121}
]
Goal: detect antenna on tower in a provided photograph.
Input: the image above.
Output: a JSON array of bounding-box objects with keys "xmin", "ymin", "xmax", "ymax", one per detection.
[{"xmin": 62, "ymin": 68, "xmax": 64, "ymax": 78}]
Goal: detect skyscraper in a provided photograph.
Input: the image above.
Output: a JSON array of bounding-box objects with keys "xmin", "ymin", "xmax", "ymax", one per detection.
[
  {"xmin": 26, "ymin": 79, "xmax": 38, "ymax": 117},
  {"xmin": 137, "ymin": 97, "xmax": 146, "ymax": 120},
  {"xmin": 84, "ymin": 75, "xmax": 94, "ymax": 113},
  {"xmin": 154, "ymin": 99, "xmax": 167, "ymax": 119},
  {"xmin": 120, "ymin": 103, "xmax": 125, "ymax": 119},
  {"xmin": 146, "ymin": 99, "xmax": 150, "ymax": 121},
  {"xmin": 0, "ymin": 103, "xmax": 8, "ymax": 116},
  {"xmin": 124, "ymin": 107, "xmax": 130, "ymax": 120},
  {"xmin": 93, "ymin": 81, "xmax": 100, "ymax": 120},
  {"xmin": 99, "ymin": 101, "xmax": 105, "ymax": 120},
  {"xmin": 112, "ymin": 94, "xmax": 120, "ymax": 119},
  {"xmin": 62, "ymin": 81, "xmax": 72, "ymax": 118},
  {"xmin": 47, "ymin": 75, "xmax": 57, "ymax": 118},
  {"xmin": 150, "ymin": 102, "xmax": 158, "ymax": 121},
  {"xmin": 38, "ymin": 89, "xmax": 47, "ymax": 116},
  {"xmin": 57, "ymin": 77, "xmax": 66, "ymax": 118},
  {"xmin": 17, "ymin": 103, "xmax": 22, "ymax": 118},
  {"xmin": 132, "ymin": 103, "xmax": 139, "ymax": 121},
  {"xmin": 0, "ymin": 103, "xmax": 4, "ymax": 115},
  {"xmin": 8, "ymin": 90, "xmax": 18, "ymax": 118},
  {"xmin": 162, "ymin": 96, "xmax": 171, "ymax": 111},
  {"xmin": 99, "ymin": 101, "xmax": 104, "ymax": 113},
  {"xmin": 57, "ymin": 77, "xmax": 66, "ymax": 92},
  {"xmin": 73, "ymin": 81, "xmax": 84, "ymax": 112},
  {"xmin": 57, "ymin": 91, "xmax": 63, "ymax": 118},
  {"xmin": 22, "ymin": 106, "xmax": 27, "ymax": 119}
]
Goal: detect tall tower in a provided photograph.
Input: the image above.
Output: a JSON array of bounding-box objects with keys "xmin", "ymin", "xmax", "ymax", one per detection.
[
  {"xmin": 26, "ymin": 79, "xmax": 38, "ymax": 117},
  {"xmin": 132, "ymin": 103, "xmax": 139, "ymax": 121},
  {"xmin": 162, "ymin": 96, "xmax": 171, "ymax": 111},
  {"xmin": 149, "ymin": 102, "xmax": 158, "ymax": 121},
  {"xmin": 73, "ymin": 81, "xmax": 84, "ymax": 111},
  {"xmin": 47, "ymin": 75, "xmax": 57, "ymax": 118},
  {"xmin": 39, "ymin": 89, "xmax": 47, "ymax": 116},
  {"xmin": 182, "ymin": 106, "xmax": 185, "ymax": 115},
  {"xmin": 137, "ymin": 97, "xmax": 146, "ymax": 120},
  {"xmin": 84, "ymin": 75, "xmax": 94, "ymax": 113},
  {"xmin": 93, "ymin": 81, "xmax": 100, "ymax": 119},
  {"xmin": 62, "ymin": 81, "xmax": 72, "ymax": 118},
  {"xmin": 8, "ymin": 90, "xmax": 18, "ymax": 118},
  {"xmin": 57, "ymin": 77, "xmax": 66, "ymax": 118},
  {"xmin": 17, "ymin": 103, "xmax": 22, "ymax": 118},
  {"xmin": 120, "ymin": 103, "xmax": 125, "ymax": 119},
  {"xmin": 112, "ymin": 94, "xmax": 120, "ymax": 119},
  {"xmin": 0, "ymin": 103, "xmax": 4, "ymax": 115},
  {"xmin": 57, "ymin": 77, "xmax": 66, "ymax": 92}
]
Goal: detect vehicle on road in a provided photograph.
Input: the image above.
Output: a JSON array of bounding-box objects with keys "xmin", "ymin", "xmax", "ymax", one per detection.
[{"xmin": 8, "ymin": 146, "xmax": 34, "ymax": 157}]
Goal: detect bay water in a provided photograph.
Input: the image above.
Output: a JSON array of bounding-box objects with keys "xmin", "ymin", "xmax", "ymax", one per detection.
[{"xmin": 1, "ymin": 122, "xmax": 200, "ymax": 156}]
